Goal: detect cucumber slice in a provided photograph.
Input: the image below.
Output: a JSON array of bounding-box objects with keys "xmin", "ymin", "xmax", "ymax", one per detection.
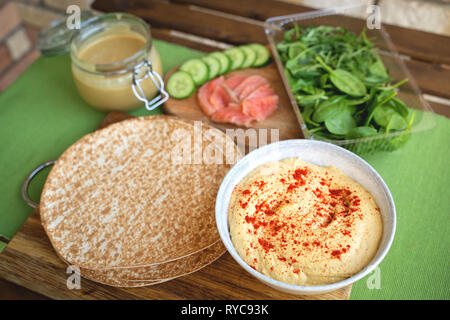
[
  {"xmin": 208, "ymin": 52, "xmax": 231, "ymax": 75},
  {"xmin": 224, "ymin": 47, "xmax": 245, "ymax": 71},
  {"xmin": 248, "ymin": 43, "xmax": 271, "ymax": 67},
  {"xmin": 239, "ymin": 45, "xmax": 257, "ymax": 69},
  {"xmin": 167, "ymin": 71, "xmax": 196, "ymax": 99},
  {"xmin": 201, "ymin": 55, "xmax": 220, "ymax": 80},
  {"xmin": 180, "ymin": 58, "xmax": 209, "ymax": 86}
]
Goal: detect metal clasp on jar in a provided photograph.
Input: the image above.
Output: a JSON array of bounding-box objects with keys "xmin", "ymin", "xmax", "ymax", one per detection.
[{"xmin": 131, "ymin": 59, "xmax": 168, "ymax": 111}]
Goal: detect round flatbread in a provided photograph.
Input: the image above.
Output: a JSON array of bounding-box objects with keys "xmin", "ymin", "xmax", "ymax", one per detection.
[
  {"xmin": 79, "ymin": 240, "xmax": 226, "ymax": 284},
  {"xmin": 81, "ymin": 273, "xmax": 171, "ymax": 288},
  {"xmin": 40, "ymin": 116, "xmax": 240, "ymax": 270}
]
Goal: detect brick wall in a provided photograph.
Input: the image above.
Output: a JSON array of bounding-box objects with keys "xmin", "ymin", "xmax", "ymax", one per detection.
[
  {"xmin": 0, "ymin": 1, "xmax": 43, "ymax": 91},
  {"xmin": 14, "ymin": 0, "xmax": 93, "ymax": 29},
  {"xmin": 0, "ymin": 0, "xmax": 94, "ymax": 92}
]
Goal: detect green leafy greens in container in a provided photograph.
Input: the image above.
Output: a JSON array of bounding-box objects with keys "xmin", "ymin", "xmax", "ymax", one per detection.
[{"xmin": 277, "ymin": 25, "xmax": 415, "ymax": 153}]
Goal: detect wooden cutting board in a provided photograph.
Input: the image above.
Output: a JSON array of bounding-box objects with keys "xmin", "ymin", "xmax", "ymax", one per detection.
[
  {"xmin": 0, "ymin": 112, "xmax": 351, "ymax": 300},
  {"xmin": 163, "ymin": 62, "xmax": 304, "ymax": 142}
]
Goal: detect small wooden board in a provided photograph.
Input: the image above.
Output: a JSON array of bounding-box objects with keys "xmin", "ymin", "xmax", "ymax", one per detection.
[
  {"xmin": 0, "ymin": 112, "xmax": 351, "ymax": 300},
  {"xmin": 163, "ymin": 62, "xmax": 304, "ymax": 142}
]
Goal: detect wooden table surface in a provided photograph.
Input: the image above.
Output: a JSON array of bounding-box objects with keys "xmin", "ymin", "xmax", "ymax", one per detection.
[{"xmin": 1, "ymin": 0, "xmax": 449, "ymax": 300}]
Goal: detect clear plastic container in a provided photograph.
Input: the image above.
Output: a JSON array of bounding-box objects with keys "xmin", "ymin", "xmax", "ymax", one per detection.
[{"xmin": 265, "ymin": 6, "xmax": 436, "ymax": 154}]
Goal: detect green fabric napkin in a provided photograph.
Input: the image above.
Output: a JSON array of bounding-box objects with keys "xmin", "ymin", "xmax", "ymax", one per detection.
[{"xmin": 0, "ymin": 40, "xmax": 448, "ymax": 300}]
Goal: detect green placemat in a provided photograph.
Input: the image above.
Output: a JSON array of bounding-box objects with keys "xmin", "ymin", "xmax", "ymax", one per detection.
[
  {"xmin": 0, "ymin": 40, "xmax": 448, "ymax": 300},
  {"xmin": 353, "ymin": 115, "xmax": 450, "ymax": 299}
]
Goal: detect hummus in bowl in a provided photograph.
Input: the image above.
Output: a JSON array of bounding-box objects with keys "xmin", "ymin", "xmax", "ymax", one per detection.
[
  {"xmin": 229, "ymin": 158, "xmax": 382, "ymax": 286},
  {"xmin": 216, "ymin": 140, "xmax": 395, "ymax": 295}
]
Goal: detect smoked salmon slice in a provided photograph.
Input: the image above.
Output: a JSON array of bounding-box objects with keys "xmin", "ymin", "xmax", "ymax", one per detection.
[
  {"xmin": 234, "ymin": 75, "xmax": 270, "ymax": 100},
  {"xmin": 209, "ymin": 85, "xmax": 235, "ymax": 110},
  {"xmin": 224, "ymin": 75, "xmax": 247, "ymax": 90},
  {"xmin": 197, "ymin": 76, "xmax": 224, "ymax": 116},
  {"xmin": 197, "ymin": 74, "xmax": 278, "ymax": 126},
  {"xmin": 245, "ymin": 85, "xmax": 275, "ymax": 100},
  {"xmin": 241, "ymin": 95, "xmax": 279, "ymax": 122},
  {"xmin": 211, "ymin": 105, "xmax": 255, "ymax": 127}
]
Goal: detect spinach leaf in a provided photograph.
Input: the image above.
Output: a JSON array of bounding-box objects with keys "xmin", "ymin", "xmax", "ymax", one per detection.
[
  {"xmin": 369, "ymin": 55, "xmax": 388, "ymax": 78},
  {"xmin": 386, "ymin": 112, "xmax": 408, "ymax": 132},
  {"xmin": 288, "ymin": 42, "xmax": 306, "ymax": 59},
  {"xmin": 345, "ymin": 126, "xmax": 378, "ymax": 139},
  {"xmin": 302, "ymin": 105, "xmax": 321, "ymax": 127},
  {"xmin": 312, "ymin": 96, "xmax": 346, "ymax": 123},
  {"xmin": 388, "ymin": 97, "xmax": 409, "ymax": 118},
  {"xmin": 316, "ymin": 57, "xmax": 366, "ymax": 97},
  {"xmin": 345, "ymin": 94, "xmax": 370, "ymax": 106},
  {"xmin": 331, "ymin": 69, "xmax": 367, "ymax": 97},
  {"xmin": 373, "ymin": 104, "xmax": 407, "ymax": 130},
  {"xmin": 365, "ymin": 89, "xmax": 397, "ymax": 126},
  {"xmin": 324, "ymin": 107, "xmax": 356, "ymax": 135}
]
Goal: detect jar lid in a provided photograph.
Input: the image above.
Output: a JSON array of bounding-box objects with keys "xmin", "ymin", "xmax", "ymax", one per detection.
[{"xmin": 37, "ymin": 10, "xmax": 97, "ymax": 56}]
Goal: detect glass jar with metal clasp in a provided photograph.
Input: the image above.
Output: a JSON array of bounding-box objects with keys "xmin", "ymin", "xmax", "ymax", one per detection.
[{"xmin": 38, "ymin": 12, "xmax": 168, "ymax": 112}]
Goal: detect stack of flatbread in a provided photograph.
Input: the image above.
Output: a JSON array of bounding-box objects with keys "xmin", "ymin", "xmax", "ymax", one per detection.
[{"xmin": 39, "ymin": 116, "xmax": 241, "ymax": 287}]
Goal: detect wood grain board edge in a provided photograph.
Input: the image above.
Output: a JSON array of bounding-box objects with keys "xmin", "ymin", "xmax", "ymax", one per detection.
[
  {"xmin": 0, "ymin": 278, "xmax": 49, "ymax": 300},
  {"xmin": 0, "ymin": 237, "xmax": 9, "ymax": 244}
]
